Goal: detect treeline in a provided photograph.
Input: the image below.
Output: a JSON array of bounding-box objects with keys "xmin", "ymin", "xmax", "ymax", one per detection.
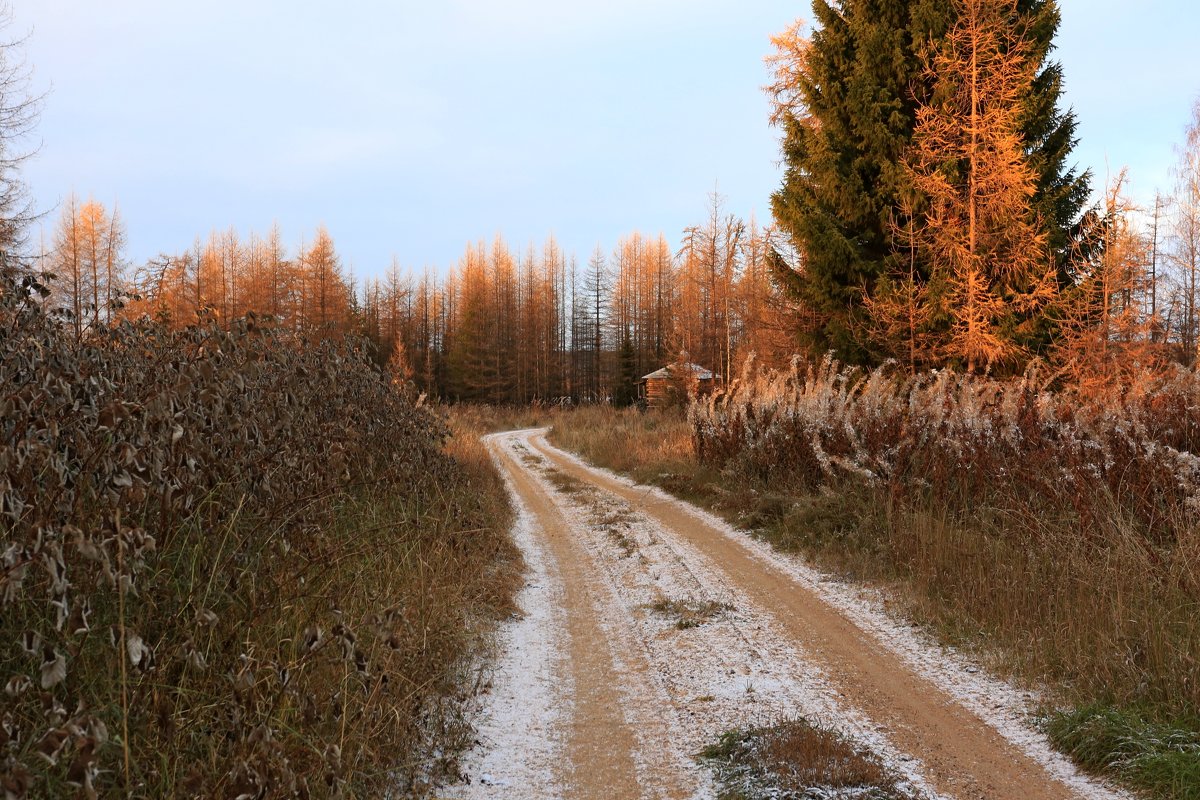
[
  {"xmin": 37, "ymin": 0, "xmax": 1200, "ymax": 404},
  {"xmin": 45, "ymin": 202, "xmax": 352, "ymax": 341},
  {"xmin": 40, "ymin": 194, "xmax": 796, "ymax": 404}
]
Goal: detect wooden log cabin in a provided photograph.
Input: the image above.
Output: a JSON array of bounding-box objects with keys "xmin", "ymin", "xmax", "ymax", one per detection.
[{"xmin": 638, "ymin": 363, "xmax": 716, "ymax": 409}]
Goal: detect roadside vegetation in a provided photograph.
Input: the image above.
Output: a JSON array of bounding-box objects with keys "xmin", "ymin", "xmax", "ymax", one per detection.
[
  {"xmin": 547, "ymin": 405, "xmax": 696, "ymax": 488},
  {"xmin": 0, "ymin": 268, "xmax": 520, "ymax": 798},
  {"xmin": 439, "ymin": 403, "xmax": 553, "ymax": 436},
  {"xmin": 548, "ymin": 356, "xmax": 1200, "ymax": 799},
  {"xmin": 1047, "ymin": 706, "xmax": 1200, "ymax": 799}
]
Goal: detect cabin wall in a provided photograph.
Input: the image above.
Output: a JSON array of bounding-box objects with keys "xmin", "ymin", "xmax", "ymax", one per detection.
[
  {"xmin": 642, "ymin": 377, "xmax": 717, "ymax": 408},
  {"xmin": 644, "ymin": 377, "xmax": 670, "ymax": 408}
]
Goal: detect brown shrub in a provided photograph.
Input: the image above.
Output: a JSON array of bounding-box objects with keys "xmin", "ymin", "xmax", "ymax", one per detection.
[
  {"xmin": 0, "ymin": 269, "xmax": 518, "ymax": 797},
  {"xmin": 693, "ymin": 355, "xmax": 1200, "ymax": 545}
]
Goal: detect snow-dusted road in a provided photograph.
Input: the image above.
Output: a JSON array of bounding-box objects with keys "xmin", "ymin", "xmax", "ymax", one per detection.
[{"xmin": 444, "ymin": 429, "xmax": 1129, "ymax": 800}]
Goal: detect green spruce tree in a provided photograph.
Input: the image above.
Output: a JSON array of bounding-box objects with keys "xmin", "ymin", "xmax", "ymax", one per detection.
[
  {"xmin": 612, "ymin": 335, "xmax": 639, "ymax": 407},
  {"xmin": 769, "ymin": 0, "xmax": 927, "ymax": 361}
]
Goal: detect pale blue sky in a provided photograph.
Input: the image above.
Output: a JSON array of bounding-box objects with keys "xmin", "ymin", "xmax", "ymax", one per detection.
[{"xmin": 13, "ymin": 1, "xmax": 1200, "ymax": 280}]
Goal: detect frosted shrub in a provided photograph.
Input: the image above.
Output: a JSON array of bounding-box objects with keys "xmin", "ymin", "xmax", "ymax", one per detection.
[
  {"xmin": 692, "ymin": 355, "xmax": 1200, "ymax": 715},
  {"xmin": 692, "ymin": 355, "xmax": 1200, "ymax": 544}
]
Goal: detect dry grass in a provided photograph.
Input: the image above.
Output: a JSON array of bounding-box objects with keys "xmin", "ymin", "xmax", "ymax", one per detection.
[
  {"xmin": 605, "ymin": 528, "xmax": 637, "ymax": 557},
  {"xmin": 547, "ymin": 405, "xmax": 695, "ymax": 479},
  {"xmin": 595, "ymin": 505, "xmax": 639, "ymax": 557},
  {"xmin": 440, "ymin": 403, "xmax": 555, "ymax": 435},
  {"xmin": 540, "ymin": 468, "xmax": 591, "ymax": 497},
  {"xmin": 700, "ymin": 719, "xmax": 913, "ymax": 799},
  {"xmin": 0, "ymin": 268, "xmax": 520, "ymax": 798},
  {"xmin": 647, "ymin": 597, "xmax": 733, "ymax": 630},
  {"xmin": 690, "ymin": 356, "xmax": 1200, "ymax": 719},
  {"xmin": 546, "ymin": 406, "xmax": 761, "ymax": 521}
]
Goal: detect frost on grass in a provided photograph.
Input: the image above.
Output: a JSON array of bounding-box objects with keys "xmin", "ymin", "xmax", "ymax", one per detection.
[
  {"xmin": 647, "ymin": 596, "xmax": 735, "ymax": 630},
  {"xmin": 1046, "ymin": 705, "xmax": 1200, "ymax": 798},
  {"xmin": 700, "ymin": 719, "xmax": 925, "ymax": 800}
]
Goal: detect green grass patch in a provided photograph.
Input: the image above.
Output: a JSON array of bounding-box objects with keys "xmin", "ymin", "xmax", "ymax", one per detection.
[{"xmin": 1047, "ymin": 705, "xmax": 1200, "ymax": 800}]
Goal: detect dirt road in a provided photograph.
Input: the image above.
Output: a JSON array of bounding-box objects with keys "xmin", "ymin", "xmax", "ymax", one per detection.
[{"xmin": 447, "ymin": 429, "xmax": 1128, "ymax": 800}]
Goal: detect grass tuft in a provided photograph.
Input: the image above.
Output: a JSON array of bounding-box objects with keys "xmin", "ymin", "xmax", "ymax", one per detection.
[
  {"xmin": 540, "ymin": 467, "xmax": 591, "ymax": 496},
  {"xmin": 647, "ymin": 597, "xmax": 734, "ymax": 630},
  {"xmin": 699, "ymin": 719, "xmax": 914, "ymax": 799}
]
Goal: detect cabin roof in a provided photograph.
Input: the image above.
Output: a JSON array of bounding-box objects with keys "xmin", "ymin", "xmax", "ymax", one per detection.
[{"xmin": 640, "ymin": 363, "xmax": 714, "ymax": 382}]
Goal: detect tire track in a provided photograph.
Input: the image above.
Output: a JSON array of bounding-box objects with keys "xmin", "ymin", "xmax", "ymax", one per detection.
[{"xmin": 467, "ymin": 433, "xmax": 701, "ymax": 799}]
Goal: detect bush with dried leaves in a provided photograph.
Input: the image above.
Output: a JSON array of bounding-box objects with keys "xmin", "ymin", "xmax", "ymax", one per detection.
[{"xmin": 1, "ymin": 268, "xmax": 519, "ymax": 797}]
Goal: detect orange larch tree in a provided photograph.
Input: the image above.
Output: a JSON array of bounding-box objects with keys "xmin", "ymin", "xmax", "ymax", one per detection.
[
  {"xmin": 907, "ymin": 0, "xmax": 1057, "ymax": 373},
  {"xmin": 1053, "ymin": 170, "xmax": 1164, "ymax": 392}
]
